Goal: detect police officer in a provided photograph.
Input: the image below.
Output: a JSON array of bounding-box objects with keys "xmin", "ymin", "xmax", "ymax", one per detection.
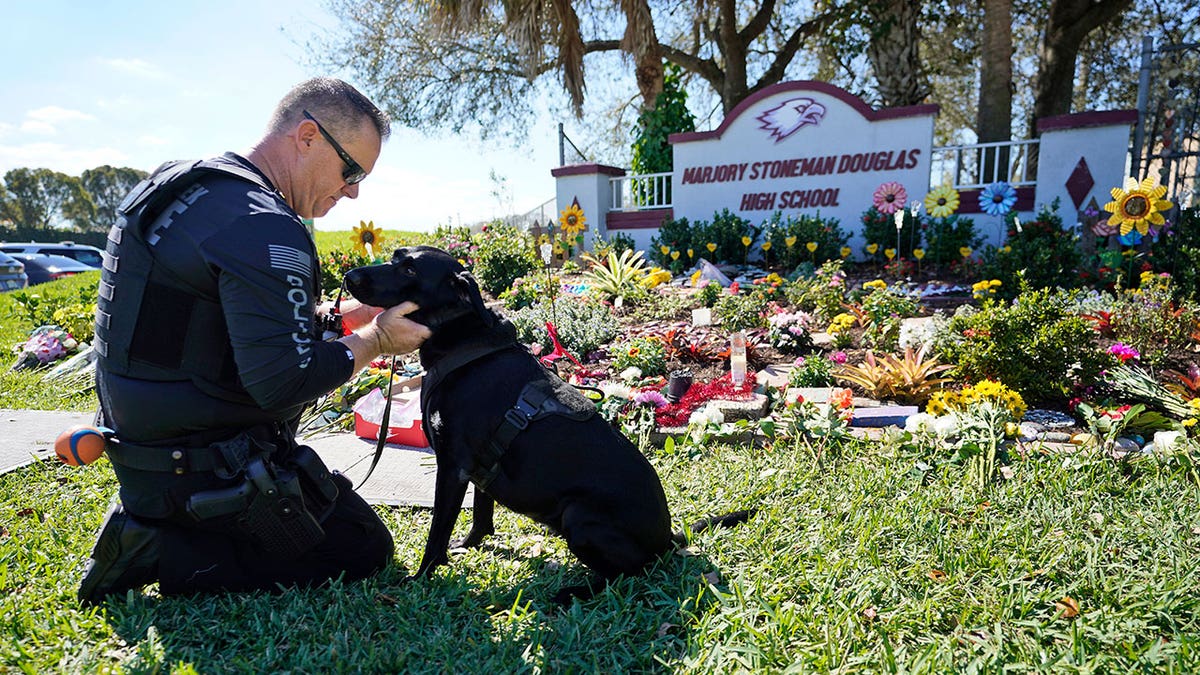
[{"xmin": 78, "ymin": 77, "xmax": 430, "ymax": 604}]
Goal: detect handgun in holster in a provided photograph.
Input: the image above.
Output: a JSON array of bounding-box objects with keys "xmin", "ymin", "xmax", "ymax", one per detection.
[{"xmin": 185, "ymin": 441, "xmax": 337, "ymax": 557}]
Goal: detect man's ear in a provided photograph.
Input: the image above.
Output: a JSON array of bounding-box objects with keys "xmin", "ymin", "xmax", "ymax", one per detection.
[{"xmin": 454, "ymin": 271, "xmax": 494, "ymax": 326}]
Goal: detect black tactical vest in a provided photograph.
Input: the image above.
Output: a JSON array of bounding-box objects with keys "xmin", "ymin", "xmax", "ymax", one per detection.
[{"xmin": 94, "ymin": 159, "xmax": 277, "ymax": 404}]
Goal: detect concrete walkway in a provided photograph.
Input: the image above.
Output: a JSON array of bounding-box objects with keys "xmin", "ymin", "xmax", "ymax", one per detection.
[{"xmin": 0, "ymin": 408, "xmax": 462, "ymax": 508}]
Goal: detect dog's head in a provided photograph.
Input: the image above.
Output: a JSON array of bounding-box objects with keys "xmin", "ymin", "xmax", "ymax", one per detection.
[{"xmin": 344, "ymin": 245, "xmax": 492, "ymax": 329}]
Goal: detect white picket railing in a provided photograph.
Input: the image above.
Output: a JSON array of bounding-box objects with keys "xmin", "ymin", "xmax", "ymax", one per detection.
[
  {"xmin": 930, "ymin": 139, "xmax": 1039, "ymax": 189},
  {"xmin": 603, "ymin": 139, "xmax": 1039, "ymax": 214},
  {"xmin": 610, "ymin": 171, "xmax": 673, "ymax": 211}
]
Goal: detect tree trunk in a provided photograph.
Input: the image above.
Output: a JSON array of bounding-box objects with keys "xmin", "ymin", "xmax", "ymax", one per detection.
[
  {"xmin": 865, "ymin": 0, "xmax": 930, "ymax": 107},
  {"xmin": 620, "ymin": 0, "xmax": 663, "ymax": 110},
  {"xmin": 1030, "ymin": 0, "xmax": 1131, "ymax": 137},
  {"xmin": 719, "ymin": 0, "xmax": 750, "ymax": 114},
  {"xmin": 977, "ymin": 0, "xmax": 1013, "ymax": 182}
]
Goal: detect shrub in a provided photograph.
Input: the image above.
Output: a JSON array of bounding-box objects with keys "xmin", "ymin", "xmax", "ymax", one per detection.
[
  {"xmin": 713, "ymin": 291, "xmax": 770, "ymax": 332},
  {"xmin": 610, "ymin": 336, "xmax": 668, "ymax": 377},
  {"xmin": 854, "ymin": 280, "xmax": 920, "ymax": 351},
  {"xmin": 471, "ymin": 223, "xmax": 538, "ymax": 297},
  {"xmin": 6, "ymin": 273, "xmax": 99, "ymax": 341},
  {"xmin": 860, "ymin": 206, "xmax": 920, "ymax": 260},
  {"xmin": 649, "ymin": 217, "xmax": 695, "ymax": 268},
  {"xmin": 506, "ymin": 297, "xmax": 618, "ymax": 357},
  {"xmin": 580, "ymin": 249, "xmax": 649, "ymax": 303},
  {"xmin": 1148, "ymin": 206, "xmax": 1200, "ymax": 299},
  {"xmin": 784, "ymin": 260, "xmax": 848, "ymax": 322},
  {"xmin": 766, "ymin": 310, "xmax": 816, "ymax": 354},
  {"xmin": 936, "ymin": 286, "xmax": 1106, "ymax": 405},
  {"xmin": 788, "ymin": 352, "xmax": 844, "ymax": 387},
  {"xmin": 763, "ymin": 212, "xmax": 849, "ymax": 270},
  {"xmin": 696, "ymin": 281, "xmax": 722, "ymax": 308},
  {"xmin": 921, "ymin": 215, "xmax": 981, "ymax": 269},
  {"xmin": 697, "ymin": 209, "xmax": 759, "ymax": 264},
  {"xmin": 981, "ymin": 200, "xmax": 1080, "ymax": 294},
  {"xmin": 1108, "ymin": 271, "xmax": 1197, "ymax": 372},
  {"xmin": 319, "ymin": 247, "xmax": 375, "ymax": 298}
]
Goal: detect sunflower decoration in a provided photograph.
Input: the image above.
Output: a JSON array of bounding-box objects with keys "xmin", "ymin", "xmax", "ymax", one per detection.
[
  {"xmin": 1103, "ymin": 176, "xmax": 1173, "ymax": 238},
  {"xmin": 924, "ymin": 184, "xmax": 960, "ymax": 219},
  {"xmin": 351, "ymin": 220, "xmax": 383, "ymax": 259},
  {"xmin": 559, "ymin": 201, "xmax": 587, "ymax": 238}
]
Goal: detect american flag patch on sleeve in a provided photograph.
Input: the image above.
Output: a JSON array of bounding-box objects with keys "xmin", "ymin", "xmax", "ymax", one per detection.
[{"xmin": 267, "ymin": 244, "xmax": 312, "ymax": 277}]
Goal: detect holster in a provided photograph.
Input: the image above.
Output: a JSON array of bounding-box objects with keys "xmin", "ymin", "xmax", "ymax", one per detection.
[{"xmin": 184, "ymin": 437, "xmax": 339, "ymax": 557}]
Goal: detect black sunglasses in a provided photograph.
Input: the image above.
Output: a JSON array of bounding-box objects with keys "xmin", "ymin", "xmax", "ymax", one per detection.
[{"xmin": 302, "ymin": 110, "xmax": 368, "ymax": 185}]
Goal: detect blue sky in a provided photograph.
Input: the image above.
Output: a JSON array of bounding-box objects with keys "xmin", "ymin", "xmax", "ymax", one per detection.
[{"xmin": 0, "ymin": 1, "xmax": 561, "ymax": 232}]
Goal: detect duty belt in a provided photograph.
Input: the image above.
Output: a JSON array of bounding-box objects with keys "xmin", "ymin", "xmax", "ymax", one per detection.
[{"xmin": 105, "ymin": 429, "xmax": 269, "ymax": 477}]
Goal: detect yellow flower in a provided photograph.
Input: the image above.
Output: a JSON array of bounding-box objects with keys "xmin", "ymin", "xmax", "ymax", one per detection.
[
  {"xmin": 690, "ymin": 270, "xmax": 702, "ymax": 286},
  {"xmin": 840, "ymin": 246, "xmax": 852, "ymax": 258},
  {"xmin": 988, "ymin": 279, "xmax": 1002, "ymax": 288},
  {"xmin": 761, "ymin": 241, "xmax": 772, "ymax": 251},
  {"xmin": 959, "ymin": 246, "xmax": 973, "ymax": 259},
  {"xmin": 924, "ymin": 184, "xmax": 961, "ymax": 218},
  {"xmin": 351, "ymin": 220, "xmax": 383, "ymax": 257},
  {"xmin": 741, "ymin": 236, "xmax": 752, "ymax": 247},
  {"xmin": 785, "ymin": 236, "xmax": 797, "ymax": 248},
  {"xmin": 660, "ymin": 245, "xmax": 670, "ymax": 255},
  {"xmin": 706, "ymin": 242, "xmax": 717, "ymax": 253},
  {"xmin": 1103, "ymin": 175, "xmax": 1173, "ymax": 236},
  {"xmin": 913, "ymin": 248, "xmax": 925, "ymax": 260},
  {"xmin": 806, "ymin": 241, "xmax": 818, "ymax": 253},
  {"xmin": 1002, "ymin": 246, "xmax": 1012, "ymax": 254},
  {"xmin": 866, "ymin": 243, "xmax": 879, "ymax": 255},
  {"xmin": 865, "ymin": 279, "xmax": 888, "ymax": 291},
  {"xmin": 559, "ymin": 202, "xmax": 587, "ymax": 236},
  {"xmin": 884, "ymin": 248, "xmax": 896, "ymax": 260},
  {"xmin": 671, "ymin": 250, "xmax": 680, "ymax": 260}
]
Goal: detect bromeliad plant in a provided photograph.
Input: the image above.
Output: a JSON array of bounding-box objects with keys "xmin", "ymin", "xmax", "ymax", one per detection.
[
  {"xmin": 580, "ymin": 248, "xmax": 650, "ymax": 304},
  {"xmin": 835, "ymin": 344, "xmax": 953, "ymax": 405}
]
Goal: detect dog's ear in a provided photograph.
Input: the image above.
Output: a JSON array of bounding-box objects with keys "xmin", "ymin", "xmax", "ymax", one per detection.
[{"xmin": 453, "ymin": 271, "xmax": 495, "ymax": 326}]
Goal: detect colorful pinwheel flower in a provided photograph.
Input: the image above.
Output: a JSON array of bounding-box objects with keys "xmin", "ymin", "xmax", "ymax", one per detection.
[
  {"xmin": 872, "ymin": 181, "xmax": 908, "ymax": 215},
  {"xmin": 978, "ymin": 182, "xmax": 1017, "ymax": 217},
  {"xmin": 1103, "ymin": 176, "xmax": 1173, "ymax": 237},
  {"xmin": 924, "ymin": 185, "xmax": 960, "ymax": 219}
]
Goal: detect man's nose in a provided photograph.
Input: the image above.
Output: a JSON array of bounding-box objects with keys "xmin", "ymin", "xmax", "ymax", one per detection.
[{"xmin": 342, "ymin": 182, "xmax": 361, "ymax": 199}]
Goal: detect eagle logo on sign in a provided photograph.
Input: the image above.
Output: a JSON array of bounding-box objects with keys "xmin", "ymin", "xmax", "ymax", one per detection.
[{"xmin": 756, "ymin": 97, "xmax": 826, "ymax": 143}]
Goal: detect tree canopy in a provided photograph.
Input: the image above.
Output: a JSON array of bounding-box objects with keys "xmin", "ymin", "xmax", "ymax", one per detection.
[
  {"xmin": 0, "ymin": 165, "xmax": 145, "ymax": 233},
  {"xmin": 314, "ymin": 0, "xmax": 1197, "ymax": 158}
]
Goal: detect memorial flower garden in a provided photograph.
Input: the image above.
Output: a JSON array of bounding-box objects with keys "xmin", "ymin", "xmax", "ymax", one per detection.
[{"xmin": 3, "ymin": 176, "xmax": 1200, "ymax": 671}]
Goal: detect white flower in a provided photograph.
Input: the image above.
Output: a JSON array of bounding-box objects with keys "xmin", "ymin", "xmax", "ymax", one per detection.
[
  {"xmin": 933, "ymin": 415, "xmax": 959, "ymax": 438},
  {"xmin": 904, "ymin": 413, "xmax": 936, "ymax": 433},
  {"xmin": 1153, "ymin": 430, "xmax": 1182, "ymax": 452},
  {"xmin": 600, "ymin": 381, "xmax": 632, "ymax": 400},
  {"xmin": 620, "ymin": 367, "xmax": 643, "ymax": 382}
]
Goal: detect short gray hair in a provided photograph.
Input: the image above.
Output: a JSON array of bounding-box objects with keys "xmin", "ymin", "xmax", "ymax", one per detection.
[{"xmin": 269, "ymin": 77, "xmax": 391, "ymax": 142}]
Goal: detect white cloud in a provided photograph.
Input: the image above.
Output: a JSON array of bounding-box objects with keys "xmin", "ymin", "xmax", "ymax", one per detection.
[
  {"xmin": 98, "ymin": 57, "xmax": 166, "ymax": 80},
  {"xmin": 17, "ymin": 106, "xmax": 96, "ymax": 136},
  {"xmin": 0, "ymin": 142, "xmax": 129, "ymax": 174},
  {"xmin": 137, "ymin": 135, "xmax": 170, "ymax": 147},
  {"xmin": 27, "ymin": 106, "xmax": 95, "ymax": 124},
  {"xmin": 20, "ymin": 120, "xmax": 57, "ymax": 135}
]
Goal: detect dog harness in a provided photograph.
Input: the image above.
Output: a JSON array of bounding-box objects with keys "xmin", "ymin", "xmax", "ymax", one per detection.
[{"xmin": 419, "ymin": 325, "xmax": 596, "ymax": 490}]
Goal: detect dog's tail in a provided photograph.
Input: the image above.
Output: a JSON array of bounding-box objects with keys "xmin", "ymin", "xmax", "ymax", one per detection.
[{"xmin": 672, "ymin": 509, "xmax": 756, "ymax": 546}]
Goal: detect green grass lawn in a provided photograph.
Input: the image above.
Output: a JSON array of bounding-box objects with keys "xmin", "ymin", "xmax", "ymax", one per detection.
[
  {"xmin": 4, "ymin": 267, "xmax": 1200, "ymax": 671},
  {"xmin": 4, "ymin": 433, "xmax": 1200, "ymax": 672}
]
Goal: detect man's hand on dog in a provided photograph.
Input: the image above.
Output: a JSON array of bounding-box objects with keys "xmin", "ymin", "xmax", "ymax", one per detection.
[{"xmin": 337, "ymin": 301, "xmax": 430, "ymax": 370}]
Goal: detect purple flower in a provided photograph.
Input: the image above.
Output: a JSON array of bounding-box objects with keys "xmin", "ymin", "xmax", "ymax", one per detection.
[
  {"xmin": 1108, "ymin": 343, "xmax": 1140, "ymax": 363},
  {"xmin": 829, "ymin": 351, "xmax": 848, "ymax": 364},
  {"xmin": 634, "ymin": 390, "xmax": 669, "ymax": 409}
]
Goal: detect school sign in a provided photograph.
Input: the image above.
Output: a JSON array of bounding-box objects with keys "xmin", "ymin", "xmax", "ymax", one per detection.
[{"xmin": 670, "ymin": 80, "xmax": 936, "ymax": 231}]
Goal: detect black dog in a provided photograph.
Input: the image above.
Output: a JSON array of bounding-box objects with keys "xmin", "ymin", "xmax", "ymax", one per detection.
[{"xmin": 344, "ymin": 246, "xmax": 750, "ymax": 598}]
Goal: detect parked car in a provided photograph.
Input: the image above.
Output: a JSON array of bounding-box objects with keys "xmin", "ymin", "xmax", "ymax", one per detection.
[
  {"xmin": 0, "ymin": 251, "xmax": 28, "ymax": 291},
  {"xmin": 9, "ymin": 253, "xmax": 96, "ymax": 286},
  {"xmin": 0, "ymin": 241, "xmax": 104, "ymax": 268}
]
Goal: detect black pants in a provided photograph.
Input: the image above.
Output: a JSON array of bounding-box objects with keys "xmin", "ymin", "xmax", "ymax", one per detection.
[{"xmin": 118, "ymin": 467, "xmax": 394, "ymax": 595}]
